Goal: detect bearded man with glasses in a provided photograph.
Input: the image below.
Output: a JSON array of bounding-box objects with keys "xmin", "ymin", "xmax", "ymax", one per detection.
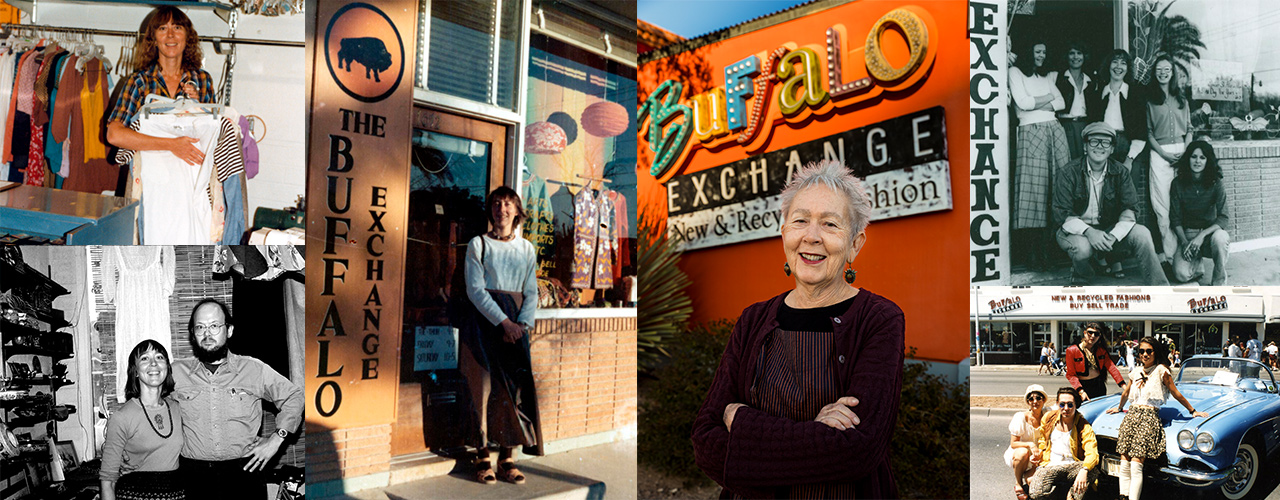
[
  {"xmin": 1064, "ymin": 322, "xmax": 1126, "ymax": 402},
  {"xmin": 172, "ymin": 298, "xmax": 304, "ymax": 499},
  {"xmin": 1052, "ymin": 122, "xmax": 1169, "ymax": 285}
]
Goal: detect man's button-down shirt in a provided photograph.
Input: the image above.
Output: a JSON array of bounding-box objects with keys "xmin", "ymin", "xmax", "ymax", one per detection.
[{"xmin": 172, "ymin": 352, "xmax": 303, "ymax": 461}]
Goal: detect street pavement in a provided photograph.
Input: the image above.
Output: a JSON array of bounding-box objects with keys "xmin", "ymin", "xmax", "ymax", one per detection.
[
  {"xmin": 971, "ymin": 365, "xmax": 1280, "ymax": 500},
  {"xmin": 971, "ymin": 365, "xmax": 1124, "ymax": 399}
]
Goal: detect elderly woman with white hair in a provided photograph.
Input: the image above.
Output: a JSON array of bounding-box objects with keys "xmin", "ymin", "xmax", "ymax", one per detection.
[{"xmin": 690, "ymin": 159, "xmax": 905, "ymax": 498}]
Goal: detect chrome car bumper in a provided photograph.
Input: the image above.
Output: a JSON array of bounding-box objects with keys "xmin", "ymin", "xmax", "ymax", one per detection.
[{"xmin": 1160, "ymin": 459, "xmax": 1244, "ymax": 488}]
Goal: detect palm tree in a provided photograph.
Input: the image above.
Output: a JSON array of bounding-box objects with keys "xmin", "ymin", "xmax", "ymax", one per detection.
[
  {"xmin": 1130, "ymin": 0, "xmax": 1206, "ymax": 85},
  {"xmin": 637, "ymin": 210, "xmax": 693, "ymax": 372}
]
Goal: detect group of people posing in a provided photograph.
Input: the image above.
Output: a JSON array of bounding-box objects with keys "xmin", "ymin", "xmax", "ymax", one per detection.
[
  {"xmin": 1006, "ymin": 323, "xmax": 1205, "ymax": 500},
  {"xmin": 1011, "ymin": 40, "xmax": 1230, "ymax": 285},
  {"xmin": 99, "ymin": 299, "xmax": 302, "ymax": 500}
]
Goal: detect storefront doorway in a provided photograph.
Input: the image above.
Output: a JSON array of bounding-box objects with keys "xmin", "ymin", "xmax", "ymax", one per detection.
[{"xmin": 392, "ymin": 107, "xmax": 507, "ymax": 458}]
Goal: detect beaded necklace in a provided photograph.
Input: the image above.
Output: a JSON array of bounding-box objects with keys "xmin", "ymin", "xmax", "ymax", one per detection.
[{"xmin": 140, "ymin": 399, "xmax": 173, "ymax": 439}]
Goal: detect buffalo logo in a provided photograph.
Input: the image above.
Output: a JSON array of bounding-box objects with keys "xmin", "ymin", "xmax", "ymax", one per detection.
[
  {"xmin": 338, "ymin": 37, "xmax": 393, "ymax": 82},
  {"xmin": 324, "ymin": 3, "xmax": 404, "ymax": 103}
]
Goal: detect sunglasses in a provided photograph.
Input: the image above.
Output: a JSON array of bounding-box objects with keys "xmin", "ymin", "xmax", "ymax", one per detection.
[
  {"xmin": 1059, "ymin": 402, "xmax": 1076, "ymax": 409},
  {"xmin": 1135, "ymin": 348, "xmax": 1155, "ymax": 355},
  {"xmin": 1027, "ymin": 394, "xmax": 1045, "ymax": 402},
  {"xmin": 1085, "ymin": 331, "xmax": 1100, "ymax": 337}
]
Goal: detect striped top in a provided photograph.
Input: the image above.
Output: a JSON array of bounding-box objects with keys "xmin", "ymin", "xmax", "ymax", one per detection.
[{"xmin": 737, "ymin": 318, "xmax": 858, "ymax": 498}]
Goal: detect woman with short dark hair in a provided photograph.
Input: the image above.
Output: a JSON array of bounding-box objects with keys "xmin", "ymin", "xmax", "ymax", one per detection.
[
  {"xmin": 100, "ymin": 340, "xmax": 184, "ymax": 500},
  {"xmin": 460, "ymin": 186, "xmax": 543, "ymax": 484}
]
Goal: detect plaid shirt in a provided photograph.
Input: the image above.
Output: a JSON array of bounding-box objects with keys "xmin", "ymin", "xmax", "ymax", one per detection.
[{"xmin": 106, "ymin": 64, "xmax": 216, "ymax": 126}]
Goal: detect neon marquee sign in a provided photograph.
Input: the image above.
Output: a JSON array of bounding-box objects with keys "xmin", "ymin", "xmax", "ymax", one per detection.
[{"xmin": 639, "ymin": 6, "xmax": 938, "ymax": 182}]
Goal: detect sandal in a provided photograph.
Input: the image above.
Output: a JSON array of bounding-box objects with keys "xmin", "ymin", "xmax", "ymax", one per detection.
[
  {"xmin": 499, "ymin": 460, "xmax": 526, "ymax": 484},
  {"xmin": 1014, "ymin": 484, "xmax": 1028, "ymax": 500},
  {"xmin": 475, "ymin": 461, "xmax": 497, "ymax": 485}
]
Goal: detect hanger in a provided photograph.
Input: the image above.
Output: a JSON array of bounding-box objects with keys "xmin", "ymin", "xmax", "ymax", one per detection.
[{"xmin": 140, "ymin": 94, "xmax": 224, "ymax": 119}]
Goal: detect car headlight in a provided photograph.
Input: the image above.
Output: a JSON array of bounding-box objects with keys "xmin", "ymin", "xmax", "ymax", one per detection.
[
  {"xmin": 1179, "ymin": 430, "xmax": 1194, "ymax": 450},
  {"xmin": 1196, "ymin": 432, "xmax": 1215, "ymax": 453}
]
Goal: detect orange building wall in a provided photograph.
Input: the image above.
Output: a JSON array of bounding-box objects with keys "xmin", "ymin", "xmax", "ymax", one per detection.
[{"xmin": 638, "ymin": 1, "xmax": 969, "ymax": 364}]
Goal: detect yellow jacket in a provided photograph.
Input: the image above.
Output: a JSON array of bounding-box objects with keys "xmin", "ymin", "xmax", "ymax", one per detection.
[{"xmin": 1036, "ymin": 409, "xmax": 1099, "ymax": 471}]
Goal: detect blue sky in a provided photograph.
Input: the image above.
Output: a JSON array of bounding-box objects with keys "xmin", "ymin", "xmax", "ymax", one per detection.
[{"xmin": 638, "ymin": 0, "xmax": 811, "ymax": 39}]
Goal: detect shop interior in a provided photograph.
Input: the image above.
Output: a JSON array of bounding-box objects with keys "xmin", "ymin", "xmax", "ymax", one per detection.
[
  {"xmin": 0, "ymin": 1, "xmax": 304, "ymax": 245},
  {"xmin": 0, "ymin": 245, "xmax": 303, "ymax": 499},
  {"xmin": 973, "ymin": 319, "xmax": 1260, "ymax": 365}
]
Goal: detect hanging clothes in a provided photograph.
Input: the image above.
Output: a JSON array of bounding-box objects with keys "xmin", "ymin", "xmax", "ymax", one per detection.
[
  {"xmin": 609, "ymin": 190, "xmax": 631, "ymax": 281},
  {"xmin": 115, "ymin": 107, "xmax": 246, "ymax": 244},
  {"xmin": 522, "ymin": 175, "xmax": 555, "ymax": 278},
  {"xmin": 570, "ymin": 188, "xmax": 615, "ymax": 289},
  {"xmin": 101, "ymin": 246, "xmax": 176, "ymax": 404}
]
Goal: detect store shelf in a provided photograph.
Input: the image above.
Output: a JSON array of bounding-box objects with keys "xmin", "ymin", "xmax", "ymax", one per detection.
[
  {"xmin": 2, "ymin": 345, "xmax": 72, "ymax": 361},
  {"xmin": 1, "ymin": 378, "xmax": 72, "ymax": 389},
  {"xmin": 0, "ymin": 393, "xmax": 53, "ymax": 408}
]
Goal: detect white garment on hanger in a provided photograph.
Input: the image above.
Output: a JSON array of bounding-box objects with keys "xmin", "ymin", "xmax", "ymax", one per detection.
[
  {"xmin": 101, "ymin": 246, "xmax": 176, "ymax": 403},
  {"xmin": 136, "ymin": 113, "xmax": 220, "ymax": 244}
]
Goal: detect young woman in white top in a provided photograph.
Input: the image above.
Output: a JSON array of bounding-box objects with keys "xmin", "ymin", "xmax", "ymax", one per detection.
[
  {"xmin": 1009, "ymin": 39, "xmax": 1070, "ymax": 270},
  {"xmin": 1007, "ymin": 385, "xmax": 1048, "ymax": 499},
  {"xmin": 461, "ymin": 186, "xmax": 543, "ymax": 484},
  {"xmin": 1106, "ymin": 337, "xmax": 1207, "ymax": 500}
]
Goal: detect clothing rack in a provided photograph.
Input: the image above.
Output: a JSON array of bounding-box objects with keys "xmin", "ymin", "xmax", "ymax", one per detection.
[
  {"xmin": 1, "ymin": 23, "xmax": 303, "ymax": 49},
  {"xmin": 3, "ymin": 22, "xmax": 301, "ymax": 105}
]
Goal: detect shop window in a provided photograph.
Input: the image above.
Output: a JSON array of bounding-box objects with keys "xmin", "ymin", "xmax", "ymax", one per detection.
[
  {"xmin": 418, "ymin": 0, "xmax": 522, "ymax": 109},
  {"xmin": 522, "ymin": 33, "xmax": 637, "ymax": 309}
]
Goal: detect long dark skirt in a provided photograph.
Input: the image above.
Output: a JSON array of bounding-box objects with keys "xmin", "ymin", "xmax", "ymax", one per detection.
[
  {"xmin": 116, "ymin": 470, "xmax": 185, "ymax": 500},
  {"xmin": 459, "ymin": 290, "xmax": 544, "ymax": 456}
]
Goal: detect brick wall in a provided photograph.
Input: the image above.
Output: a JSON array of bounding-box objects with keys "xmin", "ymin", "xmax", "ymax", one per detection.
[
  {"xmin": 92, "ymin": 246, "xmax": 305, "ymax": 468},
  {"xmin": 305, "ymin": 423, "xmax": 393, "ymax": 483},
  {"xmin": 531, "ymin": 316, "xmax": 638, "ymax": 441},
  {"xmin": 1215, "ymin": 143, "xmax": 1280, "ymax": 242}
]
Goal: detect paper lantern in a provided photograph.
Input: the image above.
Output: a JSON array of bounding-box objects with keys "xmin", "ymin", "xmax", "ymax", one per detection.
[
  {"xmin": 581, "ymin": 101, "xmax": 629, "ymax": 138},
  {"xmin": 547, "ymin": 111, "xmax": 578, "ymax": 145},
  {"xmin": 525, "ymin": 121, "xmax": 567, "ymax": 154}
]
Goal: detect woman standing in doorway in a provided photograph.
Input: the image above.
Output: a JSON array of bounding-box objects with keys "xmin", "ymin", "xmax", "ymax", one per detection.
[{"xmin": 461, "ymin": 186, "xmax": 544, "ymax": 485}]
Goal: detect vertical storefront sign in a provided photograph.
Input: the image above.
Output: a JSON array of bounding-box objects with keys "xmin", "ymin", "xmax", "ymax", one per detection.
[
  {"xmin": 969, "ymin": 1, "xmax": 1010, "ymax": 284},
  {"xmin": 306, "ymin": 0, "xmax": 416, "ymax": 427}
]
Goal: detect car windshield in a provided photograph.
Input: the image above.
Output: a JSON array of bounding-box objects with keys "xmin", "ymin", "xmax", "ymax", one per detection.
[{"xmin": 1176, "ymin": 356, "xmax": 1277, "ymax": 393}]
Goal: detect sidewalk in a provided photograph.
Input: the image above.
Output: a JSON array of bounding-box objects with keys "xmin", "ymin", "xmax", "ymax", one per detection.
[{"xmin": 321, "ymin": 438, "xmax": 636, "ymax": 500}]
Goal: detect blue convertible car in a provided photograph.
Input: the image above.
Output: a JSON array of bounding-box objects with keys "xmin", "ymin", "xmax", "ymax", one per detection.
[{"xmin": 1079, "ymin": 356, "xmax": 1280, "ymax": 500}]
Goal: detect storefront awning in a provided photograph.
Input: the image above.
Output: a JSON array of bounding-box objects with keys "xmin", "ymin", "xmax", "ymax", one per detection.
[{"xmin": 972, "ymin": 289, "xmax": 1266, "ymax": 323}]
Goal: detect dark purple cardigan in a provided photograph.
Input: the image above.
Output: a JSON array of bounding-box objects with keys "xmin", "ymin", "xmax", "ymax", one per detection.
[{"xmin": 691, "ymin": 289, "xmax": 905, "ymax": 499}]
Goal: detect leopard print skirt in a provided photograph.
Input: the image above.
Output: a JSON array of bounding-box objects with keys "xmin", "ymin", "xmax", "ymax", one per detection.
[{"xmin": 1115, "ymin": 404, "xmax": 1166, "ymax": 460}]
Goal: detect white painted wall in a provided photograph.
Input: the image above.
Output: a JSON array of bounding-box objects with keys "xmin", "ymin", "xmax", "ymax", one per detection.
[{"xmin": 26, "ymin": 3, "xmax": 305, "ymax": 221}]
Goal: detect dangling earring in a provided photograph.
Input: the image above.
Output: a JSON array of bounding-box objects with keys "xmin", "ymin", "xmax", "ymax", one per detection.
[
  {"xmin": 783, "ymin": 262, "xmax": 791, "ymax": 276},
  {"xmin": 845, "ymin": 265, "xmax": 856, "ymax": 284}
]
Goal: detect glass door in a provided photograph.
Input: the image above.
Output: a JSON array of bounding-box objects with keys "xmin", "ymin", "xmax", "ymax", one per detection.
[{"xmin": 393, "ymin": 107, "xmax": 505, "ymax": 458}]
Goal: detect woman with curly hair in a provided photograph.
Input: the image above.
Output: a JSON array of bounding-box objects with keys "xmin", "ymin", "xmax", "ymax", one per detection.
[
  {"xmin": 105, "ymin": 6, "xmax": 216, "ymax": 165},
  {"xmin": 1169, "ymin": 141, "xmax": 1230, "ymax": 284},
  {"xmin": 1010, "ymin": 39, "xmax": 1070, "ymax": 270}
]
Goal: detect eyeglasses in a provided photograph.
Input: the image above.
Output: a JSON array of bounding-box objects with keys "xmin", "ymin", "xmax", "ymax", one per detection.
[
  {"xmin": 1135, "ymin": 348, "xmax": 1155, "ymax": 355},
  {"xmin": 194, "ymin": 323, "xmax": 226, "ymax": 335},
  {"xmin": 1155, "ymin": 68, "xmax": 1173, "ymax": 74},
  {"xmin": 1059, "ymin": 402, "xmax": 1077, "ymax": 409},
  {"xmin": 1085, "ymin": 330, "xmax": 1100, "ymax": 337},
  {"xmin": 1087, "ymin": 139, "xmax": 1113, "ymax": 149},
  {"xmin": 1027, "ymin": 395, "xmax": 1046, "ymax": 402}
]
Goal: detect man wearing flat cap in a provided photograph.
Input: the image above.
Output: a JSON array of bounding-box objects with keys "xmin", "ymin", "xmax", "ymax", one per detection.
[{"xmin": 1053, "ymin": 122, "xmax": 1169, "ymax": 285}]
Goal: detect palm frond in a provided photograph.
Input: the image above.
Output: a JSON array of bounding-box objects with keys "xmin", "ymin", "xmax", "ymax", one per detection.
[{"xmin": 637, "ymin": 209, "xmax": 694, "ymax": 372}]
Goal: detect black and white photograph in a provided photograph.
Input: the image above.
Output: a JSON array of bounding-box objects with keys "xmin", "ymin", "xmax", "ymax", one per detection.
[
  {"xmin": 971, "ymin": 0, "xmax": 1280, "ymax": 286},
  {"xmin": 0, "ymin": 245, "xmax": 304, "ymax": 499}
]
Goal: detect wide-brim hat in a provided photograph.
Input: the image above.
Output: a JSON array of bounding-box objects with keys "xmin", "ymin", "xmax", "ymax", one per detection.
[
  {"xmin": 1082, "ymin": 121, "xmax": 1117, "ymax": 140},
  {"xmin": 1025, "ymin": 384, "xmax": 1047, "ymax": 401}
]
